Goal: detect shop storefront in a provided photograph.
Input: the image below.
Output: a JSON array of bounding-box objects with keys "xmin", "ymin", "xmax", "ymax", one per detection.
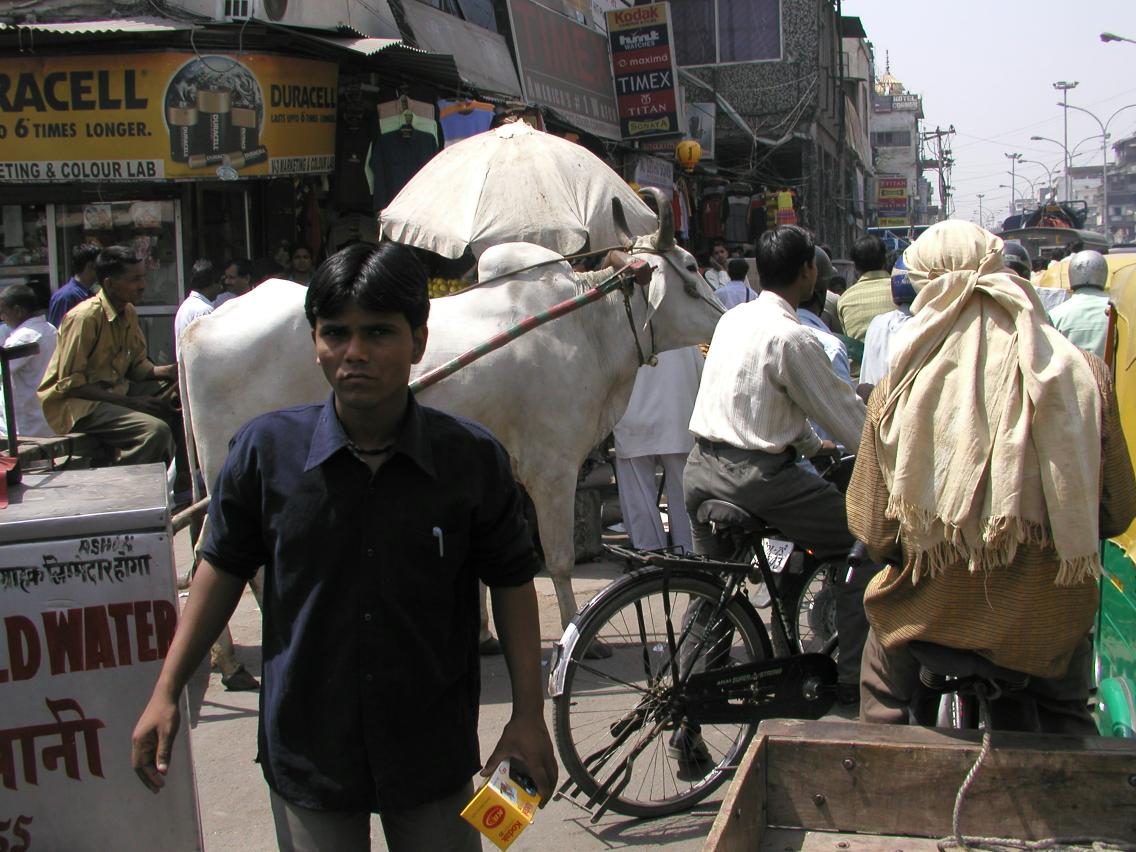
[{"xmin": 0, "ymin": 44, "xmax": 339, "ymax": 359}]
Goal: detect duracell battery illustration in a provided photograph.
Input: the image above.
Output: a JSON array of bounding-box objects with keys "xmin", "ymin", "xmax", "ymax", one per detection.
[
  {"xmin": 188, "ymin": 146, "xmax": 267, "ymax": 170},
  {"xmin": 164, "ymin": 58, "xmax": 265, "ymax": 173},
  {"xmin": 195, "ymin": 87, "xmax": 232, "ymax": 156},
  {"xmin": 167, "ymin": 105, "xmax": 197, "ymax": 163}
]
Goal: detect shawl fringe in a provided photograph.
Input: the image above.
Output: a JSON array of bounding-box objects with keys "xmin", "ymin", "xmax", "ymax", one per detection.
[{"xmin": 886, "ymin": 495, "xmax": 1101, "ymax": 587}]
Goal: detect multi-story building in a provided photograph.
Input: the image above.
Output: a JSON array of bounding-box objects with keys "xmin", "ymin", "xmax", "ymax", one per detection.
[
  {"xmin": 671, "ymin": 0, "xmax": 874, "ymax": 255},
  {"xmin": 869, "ymin": 63, "xmax": 924, "ymax": 228},
  {"xmin": 1068, "ymin": 134, "xmax": 1136, "ymax": 244}
]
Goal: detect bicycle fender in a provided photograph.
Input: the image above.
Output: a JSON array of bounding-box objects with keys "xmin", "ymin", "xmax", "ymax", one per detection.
[{"xmin": 546, "ymin": 566, "xmax": 729, "ymax": 698}]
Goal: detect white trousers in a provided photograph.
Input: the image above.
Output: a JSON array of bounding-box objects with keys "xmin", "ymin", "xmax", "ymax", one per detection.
[{"xmin": 615, "ymin": 453, "xmax": 694, "ymax": 552}]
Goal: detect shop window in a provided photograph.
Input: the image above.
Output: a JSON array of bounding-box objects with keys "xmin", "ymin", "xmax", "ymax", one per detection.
[
  {"xmin": 56, "ymin": 201, "xmax": 179, "ymax": 308},
  {"xmin": 0, "ymin": 204, "xmax": 51, "ymax": 306},
  {"xmin": 56, "ymin": 201, "xmax": 180, "ymax": 364},
  {"xmin": 671, "ymin": 0, "xmax": 782, "ymax": 66},
  {"xmin": 871, "ymin": 130, "xmax": 913, "ymax": 148}
]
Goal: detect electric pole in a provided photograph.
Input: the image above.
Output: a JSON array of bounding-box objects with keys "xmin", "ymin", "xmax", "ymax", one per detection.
[{"xmin": 1054, "ymin": 81, "xmax": 1078, "ymax": 200}]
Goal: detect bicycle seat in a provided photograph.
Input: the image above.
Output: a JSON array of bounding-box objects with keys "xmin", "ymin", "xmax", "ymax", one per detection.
[
  {"xmin": 908, "ymin": 641, "xmax": 1030, "ymax": 692},
  {"xmin": 696, "ymin": 499, "xmax": 775, "ymax": 536}
]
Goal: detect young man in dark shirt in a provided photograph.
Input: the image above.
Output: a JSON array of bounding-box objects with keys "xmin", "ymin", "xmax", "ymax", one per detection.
[{"xmin": 132, "ymin": 242, "xmax": 556, "ymax": 850}]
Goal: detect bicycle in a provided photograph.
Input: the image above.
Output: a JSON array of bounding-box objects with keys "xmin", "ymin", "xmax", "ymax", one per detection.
[{"xmin": 548, "ymin": 455, "xmax": 859, "ymax": 821}]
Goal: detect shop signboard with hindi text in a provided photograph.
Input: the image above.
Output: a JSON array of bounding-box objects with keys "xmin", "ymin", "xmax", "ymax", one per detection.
[
  {"xmin": 507, "ymin": 0, "xmax": 620, "ymax": 140},
  {"xmin": 0, "ymin": 466, "xmax": 201, "ymax": 850},
  {"xmin": 0, "ymin": 52, "xmax": 337, "ymax": 182},
  {"xmin": 606, "ymin": 2, "xmax": 682, "ymax": 139}
]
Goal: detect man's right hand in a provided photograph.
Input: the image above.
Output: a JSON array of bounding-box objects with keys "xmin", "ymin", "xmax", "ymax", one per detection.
[
  {"xmin": 132, "ymin": 693, "xmax": 181, "ymax": 793},
  {"xmin": 808, "ymin": 439, "xmax": 840, "ymax": 459}
]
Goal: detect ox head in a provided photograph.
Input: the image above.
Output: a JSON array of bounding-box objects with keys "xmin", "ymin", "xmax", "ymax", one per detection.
[{"xmin": 611, "ymin": 188, "xmax": 723, "ymax": 352}]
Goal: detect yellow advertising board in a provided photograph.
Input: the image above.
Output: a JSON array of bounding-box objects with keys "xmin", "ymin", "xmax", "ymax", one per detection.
[
  {"xmin": 0, "ymin": 51, "xmax": 337, "ymax": 182},
  {"xmin": 877, "ymin": 217, "xmax": 910, "ymax": 227}
]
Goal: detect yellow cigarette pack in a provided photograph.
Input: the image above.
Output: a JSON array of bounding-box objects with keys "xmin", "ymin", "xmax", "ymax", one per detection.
[{"xmin": 460, "ymin": 759, "xmax": 541, "ymax": 850}]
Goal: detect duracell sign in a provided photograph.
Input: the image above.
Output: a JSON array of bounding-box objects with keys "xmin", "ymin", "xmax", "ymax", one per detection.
[{"xmin": 0, "ymin": 52, "xmax": 337, "ymax": 182}]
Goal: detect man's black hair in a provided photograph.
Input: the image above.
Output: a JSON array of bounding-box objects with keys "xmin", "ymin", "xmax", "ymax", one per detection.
[
  {"xmin": 305, "ymin": 242, "xmax": 430, "ymax": 330},
  {"xmin": 755, "ymin": 225, "xmax": 815, "ymax": 290},
  {"xmin": 95, "ymin": 245, "xmax": 142, "ymax": 282},
  {"xmin": 711, "ymin": 237, "xmax": 727, "ymax": 248},
  {"xmin": 0, "ymin": 282, "xmax": 39, "ymax": 314},
  {"xmin": 850, "ymin": 235, "xmax": 887, "ymax": 273},
  {"xmin": 228, "ymin": 258, "xmax": 253, "ymax": 278},
  {"xmin": 726, "ymin": 257, "xmax": 750, "ymax": 281},
  {"xmin": 189, "ymin": 258, "xmax": 215, "ymax": 292},
  {"xmin": 71, "ymin": 243, "xmax": 101, "ymax": 277}
]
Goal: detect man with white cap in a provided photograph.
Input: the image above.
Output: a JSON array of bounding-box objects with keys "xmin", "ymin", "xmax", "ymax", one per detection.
[{"xmin": 1048, "ymin": 250, "xmax": 1110, "ymax": 357}]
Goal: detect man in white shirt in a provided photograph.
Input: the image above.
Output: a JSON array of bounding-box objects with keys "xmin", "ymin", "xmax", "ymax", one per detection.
[
  {"xmin": 703, "ymin": 239, "xmax": 730, "ymax": 289},
  {"xmin": 174, "ymin": 259, "xmax": 223, "ymax": 354},
  {"xmin": 0, "ymin": 283, "xmax": 58, "ymax": 439},
  {"xmin": 858, "ymin": 256, "xmax": 915, "ymax": 391},
  {"xmin": 714, "ymin": 257, "xmax": 758, "ymax": 310},
  {"xmin": 685, "ymin": 224, "xmax": 869, "ymax": 702},
  {"xmin": 613, "ymin": 347, "xmax": 704, "ymax": 552}
]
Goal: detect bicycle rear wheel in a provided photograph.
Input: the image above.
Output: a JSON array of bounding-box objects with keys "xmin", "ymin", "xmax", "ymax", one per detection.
[
  {"xmin": 553, "ymin": 569, "xmax": 772, "ymax": 818},
  {"xmin": 795, "ymin": 562, "xmax": 838, "ymax": 656}
]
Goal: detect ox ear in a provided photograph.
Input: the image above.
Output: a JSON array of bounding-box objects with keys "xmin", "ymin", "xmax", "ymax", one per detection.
[
  {"xmin": 642, "ymin": 267, "xmax": 665, "ymax": 331},
  {"xmin": 611, "ymin": 197, "xmax": 634, "ymax": 249}
]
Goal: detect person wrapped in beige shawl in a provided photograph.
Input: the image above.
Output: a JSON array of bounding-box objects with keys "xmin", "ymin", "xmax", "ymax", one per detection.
[{"xmin": 847, "ymin": 220, "xmax": 1136, "ymax": 733}]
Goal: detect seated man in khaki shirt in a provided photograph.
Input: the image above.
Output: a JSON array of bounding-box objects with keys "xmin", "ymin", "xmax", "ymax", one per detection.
[{"xmin": 38, "ymin": 245, "xmax": 179, "ymax": 468}]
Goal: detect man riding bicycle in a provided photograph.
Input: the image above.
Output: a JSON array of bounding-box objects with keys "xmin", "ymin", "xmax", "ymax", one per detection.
[{"xmin": 684, "ymin": 224, "xmax": 872, "ymax": 706}]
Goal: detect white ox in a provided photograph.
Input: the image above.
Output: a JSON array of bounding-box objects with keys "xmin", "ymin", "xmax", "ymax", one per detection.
[{"xmin": 181, "ymin": 203, "xmax": 723, "ymax": 630}]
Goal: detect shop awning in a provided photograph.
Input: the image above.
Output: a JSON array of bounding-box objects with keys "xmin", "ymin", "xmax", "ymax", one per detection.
[
  {"xmin": 0, "ymin": 17, "xmax": 194, "ymax": 36},
  {"xmin": 283, "ymin": 31, "xmax": 463, "ymax": 91},
  {"xmin": 395, "ymin": 1, "xmax": 522, "ymax": 99}
]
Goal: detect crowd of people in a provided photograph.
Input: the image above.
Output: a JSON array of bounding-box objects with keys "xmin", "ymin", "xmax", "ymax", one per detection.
[{"xmin": 1, "ymin": 220, "xmax": 1133, "ymax": 849}]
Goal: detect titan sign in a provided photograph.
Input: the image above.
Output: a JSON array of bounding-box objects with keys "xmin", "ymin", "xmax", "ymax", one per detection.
[{"xmin": 0, "ymin": 52, "xmax": 337, "ymax": 182}]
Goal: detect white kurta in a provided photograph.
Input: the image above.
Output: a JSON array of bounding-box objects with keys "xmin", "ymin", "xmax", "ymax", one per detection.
[
  {"xmin": 613, "ymin": 346, "xmax": 704, "ymax": 551},
  {"xmin": 1, "ymin": 316, "xmax": 57, "ymax": 438},
  {"xmin": 614, "ymin": 346, "xmax": 704, "ymax": 458}
]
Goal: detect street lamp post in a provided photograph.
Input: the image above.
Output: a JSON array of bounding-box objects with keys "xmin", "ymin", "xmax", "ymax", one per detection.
[
  {"xmin": 977, "ymin": 193, "xmax": 985, "ymax": 227},
  {"xmin": 1054, "ymin": 81, "xmax": 1079, "ymax": 200},
  {"xmin": 999, "ymin": 184, "xmax": 1027, "ymax": 218},
  {"xmin": 1004, "ymin": 152, "xmax": 1022, "ymax": 213},
  {"xmin": 1101, "ymin": 32, "xmax": 1136, "ymax": 45},
  {"xmin": 1019, "ymin": 158, "xmax": 1056, "ymax": 201},
  {"xmin": 1057, "ymin": 102, "xmax": 1136, "ymax": 239}
]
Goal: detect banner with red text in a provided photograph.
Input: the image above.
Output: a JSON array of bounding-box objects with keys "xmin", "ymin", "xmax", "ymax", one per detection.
[
  {"xmin": 0, "ymin": 532, "xmax": 201, "ymax": 850},
  {"xmin": 506, "ymin": 0, "xmax": 620, "ymax": 140}
]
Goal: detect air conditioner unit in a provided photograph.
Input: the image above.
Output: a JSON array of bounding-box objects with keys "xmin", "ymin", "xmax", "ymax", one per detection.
[{"xmin": 169, "ymin": 0, "xmax": 356, "ymax": 31}]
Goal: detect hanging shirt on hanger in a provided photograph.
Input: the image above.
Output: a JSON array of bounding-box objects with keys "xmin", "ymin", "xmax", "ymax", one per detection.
[{"xmin": 438, "ymin": 99, "xmax": 495, "ymax": 147}]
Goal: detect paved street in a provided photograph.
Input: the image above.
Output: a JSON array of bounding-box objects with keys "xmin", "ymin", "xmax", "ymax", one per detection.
[{"xmin": 173, "ymin": 528, "xmax": 726, "ymax": 851}]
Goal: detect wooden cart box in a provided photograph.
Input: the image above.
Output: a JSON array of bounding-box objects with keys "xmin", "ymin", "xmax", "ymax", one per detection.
[{"xmin": 706, "ymin": 719, "xmax": 1136, "ymax": 850}]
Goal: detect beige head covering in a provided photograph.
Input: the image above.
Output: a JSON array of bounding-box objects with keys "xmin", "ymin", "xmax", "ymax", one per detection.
[{"xmin": 877, "ymin": 220, "xmax": 1102, "ymax": 584}]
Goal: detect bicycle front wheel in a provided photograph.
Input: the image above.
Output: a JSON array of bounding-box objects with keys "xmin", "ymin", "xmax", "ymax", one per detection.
[{"xmin": 553, "ymin": 569, "xmax": 772, "ymax": 818}]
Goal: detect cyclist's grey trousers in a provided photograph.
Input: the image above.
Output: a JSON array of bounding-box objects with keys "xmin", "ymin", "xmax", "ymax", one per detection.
[{"xmin": 683, "ymin": 438, "xmax": 876, "ymax": 685}]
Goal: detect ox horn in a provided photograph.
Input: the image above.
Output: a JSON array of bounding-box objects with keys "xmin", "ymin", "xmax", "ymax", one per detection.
[
  {"xmin": 610, "ymin": 197, "xmax": 634, "ymax": 249},
  {"xmin": 638, "ymin": 186, "xmax": 674, "ymax": 250}
]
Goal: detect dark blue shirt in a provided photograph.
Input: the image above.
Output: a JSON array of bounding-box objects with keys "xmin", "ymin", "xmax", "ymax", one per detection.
[
  {"xmin": 201, "ymin": 394, "xmax": 539, "ymax": 812},
  {"xmin": 47, "ymin": 277, "xmax": 94, "ymax": 328}
]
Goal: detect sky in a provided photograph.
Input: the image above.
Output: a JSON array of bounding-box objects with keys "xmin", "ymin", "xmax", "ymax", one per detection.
[{"xmin": 842, "ymin": 0, "xmax": 1136, "ymax": 229}]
